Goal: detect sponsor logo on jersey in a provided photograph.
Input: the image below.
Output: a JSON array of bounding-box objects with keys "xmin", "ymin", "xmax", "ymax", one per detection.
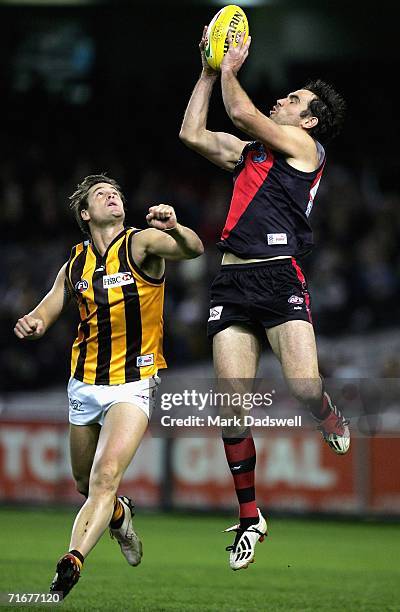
[
  {"xmin": 103, "ymin": 272, "xmax": 135, "ymax": 289},
  {"xmin": 288, "ymin": 295, "xmax": 304, "ymax": 304},
  {"xmin": 75, "ymin": 279, "xmax": 89, "ymax": 293},
  {"xmin": 208, "ymin": 306, "xmax": 223, "ymax": 321},
  {"xmin": 293, "ymin": 306, "xmax": 303, "ymax": 310},
  {"xmin": 136, "ymin": 353, "xmax": 154, "ymax": 367},
  {"xmin": 267, "ymin": 233, "xmax": 287, "ymax": 245},
  {"xmin": 252, "ymin": 145, "xmax": 267, "ymax": 163}
]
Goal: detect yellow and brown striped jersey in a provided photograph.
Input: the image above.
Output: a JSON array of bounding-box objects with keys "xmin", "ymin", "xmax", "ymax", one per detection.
[{"xmin": 66, "ymin": 227, "xmax": 166, "ymax": 385}]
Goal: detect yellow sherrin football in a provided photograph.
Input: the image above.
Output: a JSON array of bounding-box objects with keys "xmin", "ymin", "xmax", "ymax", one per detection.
[{"xmin": 205, "ymin": 5, "xmax": 249, "ymax": 71}]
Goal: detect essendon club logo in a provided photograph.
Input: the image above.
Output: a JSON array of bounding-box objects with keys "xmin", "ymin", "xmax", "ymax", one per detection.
[
  {"xmin": 252, "ymin": 144, "xmax": 267, "ymax": 163},
  {"xmin": 75, "ymin": 279, "xmax": 89, "ymax": 293}
]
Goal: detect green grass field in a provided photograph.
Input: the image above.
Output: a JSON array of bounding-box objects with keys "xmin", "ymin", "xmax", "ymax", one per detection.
[{"xmin": 0, "ymin": 508, "xmax": 399, "ymax": 612}]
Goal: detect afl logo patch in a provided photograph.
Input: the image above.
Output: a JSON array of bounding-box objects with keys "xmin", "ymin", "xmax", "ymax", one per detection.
[
  {"xmin": 75, "ymin": 279, "xmax": 89, "ymax": 293},
  {"xmin": 288, "ymin": 295, "xmax": 304, "ymax": 304}
]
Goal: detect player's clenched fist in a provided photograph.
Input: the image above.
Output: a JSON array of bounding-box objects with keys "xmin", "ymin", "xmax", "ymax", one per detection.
[
  {"xmin": 14, "ymin": 314, "xmax": 45, "ymax": 340},
  {"xmin": 146, "ymin": 205, "xmax": 178, "ymax": 231}
]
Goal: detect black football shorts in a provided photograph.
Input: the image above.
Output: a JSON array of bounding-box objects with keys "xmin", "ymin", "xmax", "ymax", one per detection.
[{"xmin": 207, "ymin": 257, "xmax": 312, "ymax": 339}]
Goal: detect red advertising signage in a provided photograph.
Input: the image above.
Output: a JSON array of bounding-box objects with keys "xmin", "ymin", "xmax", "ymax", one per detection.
[
  {"xmin": 0, "ymin": 421, "xmax": 162, "ymax": 506},
  {"xmin": 171, "ymin": 433, "xmax": 357, "ymax": 512},
  {"xmin": 0, "ymin": 421, "xmax": 399, "ymax": 514}
]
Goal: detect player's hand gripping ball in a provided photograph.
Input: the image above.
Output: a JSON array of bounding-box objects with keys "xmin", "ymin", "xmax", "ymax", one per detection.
[{"xmin": 204, "ymin": 5, "xmax": 249, "ymax": 71}]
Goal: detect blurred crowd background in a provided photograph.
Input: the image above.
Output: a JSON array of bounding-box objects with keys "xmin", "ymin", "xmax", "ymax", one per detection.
[{"xmin": 1, "ymin": 1, "xmax": 399, "ymax": 391}]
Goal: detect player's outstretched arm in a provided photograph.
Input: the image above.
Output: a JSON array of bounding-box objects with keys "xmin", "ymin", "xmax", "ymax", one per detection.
[
  {"xmin": 14, "ymin": 262, "xmax": 72, "ymax": 340},
  {"xmin": 132, "ymin": 204, "xmax": 204, "ymax": 272},
  {"xmin": 220, "ymin": 33, "xmax": 314, "ymax": 160},
  {"xmin": 179, "ymin": 26, "xmax": 247, "ymax": 171}
]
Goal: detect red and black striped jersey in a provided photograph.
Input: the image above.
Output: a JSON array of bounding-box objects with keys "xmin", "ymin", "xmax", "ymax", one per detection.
[
  {"xmin": 217, "ymin": 140, "xmax": 326, "ymax": 259},
  {"xmin": 66, "ymin": 228, "xmax": 166, "ymax": 385}
]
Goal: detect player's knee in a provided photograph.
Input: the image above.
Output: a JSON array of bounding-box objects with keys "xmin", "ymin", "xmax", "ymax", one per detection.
[
  {"xmin": 89, "ymin": 461, "xmax": 121, "ymax": 496},
  {"xmin": 289, "ymin": 379, "xmax": 322, "ymax": 405}
]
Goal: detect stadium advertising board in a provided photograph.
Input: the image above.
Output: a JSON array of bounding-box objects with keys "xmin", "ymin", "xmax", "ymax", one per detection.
[
  {"xmin": 0, "ymin": 421, "xmax": 399, "ymax": 514},
  {"xmin": 0, "ymin": 421, "xmax": 162, "ymax": 506}
]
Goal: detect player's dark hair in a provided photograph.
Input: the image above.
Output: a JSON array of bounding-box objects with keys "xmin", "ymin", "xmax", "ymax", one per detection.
[
  {"xmin": 300, "ymin": 79, "xmax": 346, "ymax": 144},
  {"xmin": 69, "ymin": 173, "xmax": 126, "ymax": 235}
]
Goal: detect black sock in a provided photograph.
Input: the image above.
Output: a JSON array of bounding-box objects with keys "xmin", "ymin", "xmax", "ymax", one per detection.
[
  {"xmin": 69, "ymin": 549, "xmax": 84, "ymax": 565},
  {"xmin": 110, "ymin": 513, "xmax": 125, "ymax": 529},
  {"xmin": 223, "ymin": 431, "xmax": 258, "ymax": 525},
  {"xmin": 109, "ymin": 498, "xmax": 125, "ymax": 529}
]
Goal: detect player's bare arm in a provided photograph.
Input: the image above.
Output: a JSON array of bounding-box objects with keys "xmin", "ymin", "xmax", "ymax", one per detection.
[
  {"xmin": 14, "ymin": 262, "xmax": 72, "ymax": 340},
  {"xmin": 132, "ymin": 204, "xmax": 204, "ymax": 278},
  {"xmin": 179, "ymin": 26, "xmax": 247, "ymax": 171},
  {"xmin": 220, "ymin": 33, "xmax": 319, "ymax": 170}
]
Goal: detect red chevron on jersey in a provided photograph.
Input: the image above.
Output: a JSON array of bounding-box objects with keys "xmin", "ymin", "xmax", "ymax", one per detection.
[
  {"xmin": 305, "ymin": 160, "xmax": 325, "ymax": 217},
  {"xmin": 217, "ymin": 140, "xmax": 326, "ymax": 259},
  {"xmin": 222, "ymin": 146, "xmax": 275, "ymax": 240}
]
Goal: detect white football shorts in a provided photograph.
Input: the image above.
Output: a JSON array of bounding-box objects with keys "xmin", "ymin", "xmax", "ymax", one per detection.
[{"xmin": 67, "ymin": 374, "xmax": 161, "ymax": 425}]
